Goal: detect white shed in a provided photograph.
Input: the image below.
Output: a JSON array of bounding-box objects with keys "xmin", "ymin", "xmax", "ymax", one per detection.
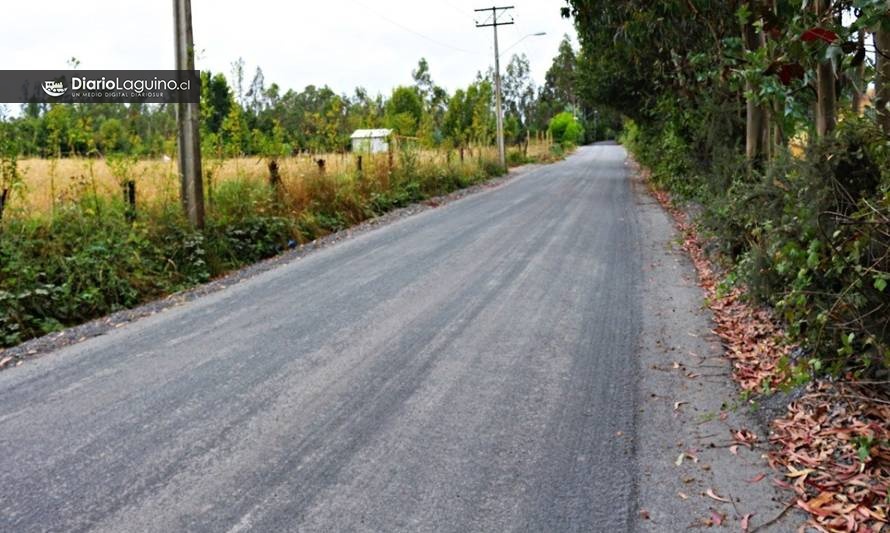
[{"xmin": 351, "ymin": 129, "xmax": 393, "ymax": 154}]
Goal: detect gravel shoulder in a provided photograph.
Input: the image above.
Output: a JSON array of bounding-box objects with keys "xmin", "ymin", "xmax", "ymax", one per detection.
[{"xmin": 631, "ymin": 168, "xmax": 805, "ymax": 531}]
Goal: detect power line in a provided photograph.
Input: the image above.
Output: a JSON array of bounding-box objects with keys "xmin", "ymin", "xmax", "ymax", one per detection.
[
  {"xmin": 437, "ymin": 0, "xmax": 475, "ymax": 21},
  {"xmin": 346, "ymin": 0, "xmax": 475, "ymax": 54}
]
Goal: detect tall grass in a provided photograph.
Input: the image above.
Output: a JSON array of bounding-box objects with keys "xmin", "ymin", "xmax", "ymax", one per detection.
[{"xmin": 9, "ymin": 143, "xmax": 555, "ymax": 217}]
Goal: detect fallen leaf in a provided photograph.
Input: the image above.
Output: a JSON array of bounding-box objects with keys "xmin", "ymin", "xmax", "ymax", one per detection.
[
  {"xmin": 808, "ymin": 491, "xmax": 836, "ymax": 510},
  {"xmin": 705, "ymin": 488, "xmax": 731, "ymax": 503},
  {"xmin": 639, "ymin": 510, "xmax": 650, "ymax": 520},
  {"xmin": 745, "ymin": 473, "xmax": 766, "ymax": 484},
  {"xmin": 678, "ymin": 492, "xmax": 689, "ymax": 500},
  {"xmin": 786, "ymin": 467, "xmax": 814, "ymax": 479},
  {"xmin": 741, "ymin": 513, "xmax": 753, "ymax": 531},
  {"xmin": 729, "ymin": 445, "xmax": 739, "ymax": 455}
]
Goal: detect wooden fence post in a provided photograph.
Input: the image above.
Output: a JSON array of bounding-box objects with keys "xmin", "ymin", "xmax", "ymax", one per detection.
[
  {"xmin": 0, "ymin": 188, "xmax": 8, "ymax": 222},
  {"xmin": 122, "ymin": 181, "xmax": 136, "ymax": 222},
  {"xmin": 268, "ymin": 159, "xmax": 283, "ymax": 204}
]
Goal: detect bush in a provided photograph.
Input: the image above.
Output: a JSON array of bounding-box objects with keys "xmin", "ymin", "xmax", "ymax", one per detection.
[
  {"xmin": 625, "ymin": 113, "xmax": 890, "ymax": 375},
  {"xmin": 737, "ymin": 121, "xmax": 890, "ymax": 372},
  {"xmin": 548, "ymin": 112, "xmax": 585, "ymax": 147}
]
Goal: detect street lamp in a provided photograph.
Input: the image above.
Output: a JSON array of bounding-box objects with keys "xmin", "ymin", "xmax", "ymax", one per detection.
[{"xmin": 500, "ymin": 32, "xmax": 547, "ymax": 58}]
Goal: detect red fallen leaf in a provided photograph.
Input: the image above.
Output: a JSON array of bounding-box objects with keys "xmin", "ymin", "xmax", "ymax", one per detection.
[
  {"xmin": 802, "ymin": 27, "xmax": 838, "ymax": 43},
  {"xmin": 741, "ymin": 513, "xmax": 753, "ymax": 531},
  {"xmin": 746, "ymin": 473, "xmax": 766, "ymax": 483},
  {"xmin": 733, "ymin": 429, "xmax": 759, "ymax": 447},
  {"xmin": 710, "ymin": 510, "xmax": 725, "ymax": 526},
  {"xmin": 772, "ymin": 478, "xmax": 793, "ymax": 490},
  {"xmin": 706, "ymin": 488, "xmax": 731, "ymax": 503}
]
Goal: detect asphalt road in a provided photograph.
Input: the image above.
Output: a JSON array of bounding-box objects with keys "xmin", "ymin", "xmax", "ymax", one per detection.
[{"xmin": 0, "ymin": 145, "xmax": 643, "ymax": 532}]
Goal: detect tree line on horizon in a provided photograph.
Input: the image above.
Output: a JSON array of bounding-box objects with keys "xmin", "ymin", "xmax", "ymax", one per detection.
[{"xmin": 0, "ymin": 35, "xmax": 598, "ymax": 160}]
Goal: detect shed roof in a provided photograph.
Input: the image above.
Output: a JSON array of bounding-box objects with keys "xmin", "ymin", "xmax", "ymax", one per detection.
[{"xmin": 350, "ymin": 129, "xmax": 392, "ymax": 139}]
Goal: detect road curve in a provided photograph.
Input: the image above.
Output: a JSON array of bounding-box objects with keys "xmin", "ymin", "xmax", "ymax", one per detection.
[{"xmin": 0, "ymin": 145, "xmax": 642, "ymax": 532}]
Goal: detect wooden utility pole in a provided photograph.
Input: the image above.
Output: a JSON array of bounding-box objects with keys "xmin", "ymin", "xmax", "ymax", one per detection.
[
  {"xmin": 173, "ymin": 0, "xmax": 205, "ymax": 228},
  {"xmin": 476, "ymin": 6, "xmax": 514, "ymax": 169}
]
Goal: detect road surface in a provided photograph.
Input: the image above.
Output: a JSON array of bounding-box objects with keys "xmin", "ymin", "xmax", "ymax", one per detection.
[{"xmin": 0, "ymin": 145, "xmax": 643, "ymax": 532}]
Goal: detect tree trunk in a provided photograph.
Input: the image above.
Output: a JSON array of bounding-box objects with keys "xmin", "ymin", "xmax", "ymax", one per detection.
[
  {"xmin": 876, "ymin": 19, "xmax": 890, "ymax": 134},
  {"xmin": 814, "ymin": 0, "xmax": 836, "ymax": 137},
  {"xmin": 743, "ymin": 5, "xmax": 765, "ymax": 163},
  {"xmin": 852, "ymin": 29, "xmax": 867, "ymax": 115}
]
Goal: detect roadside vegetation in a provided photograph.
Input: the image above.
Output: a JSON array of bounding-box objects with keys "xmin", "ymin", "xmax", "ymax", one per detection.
[
  {"xmin": 567, "ymin": 1, "xmax": 889, "ymax": 377},
  {"xmin": 563, "ymin": 1, "xmax": 889, "ymax": 529},
  {"xmin": 0, "ymin": 46, "xmax": 590, "ymax": 350}
]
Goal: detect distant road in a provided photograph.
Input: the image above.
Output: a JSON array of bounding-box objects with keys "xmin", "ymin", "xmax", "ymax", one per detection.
[{"xmin": 0, "ymin": 144, "xmax": 641, "ymax": 532}]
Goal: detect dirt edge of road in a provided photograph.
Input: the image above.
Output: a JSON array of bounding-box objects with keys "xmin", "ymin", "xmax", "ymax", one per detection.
[{"xmin": 631, "ymin": 163, "xmax": 806, "ymax": 532}]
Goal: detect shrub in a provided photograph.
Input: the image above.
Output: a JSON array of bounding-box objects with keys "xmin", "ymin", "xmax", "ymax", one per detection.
[
  {"xmin": 548, "ymin": 112, "xmax": 585, "ymax": 147},
  {"xmin": 626, "ymin": 113, "xmax": 890, "ymax": 375}
]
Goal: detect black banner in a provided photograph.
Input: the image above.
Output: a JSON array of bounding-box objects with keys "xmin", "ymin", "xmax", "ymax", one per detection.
[{"xmin": 0, "ymin": 70, "xmax": 201, "ymax": 104}]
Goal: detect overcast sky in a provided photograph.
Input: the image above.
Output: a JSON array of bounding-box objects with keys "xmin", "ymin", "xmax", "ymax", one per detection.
[{"xmin": 1, "ymin": 0, "xmax": 577, "ymax": 99}]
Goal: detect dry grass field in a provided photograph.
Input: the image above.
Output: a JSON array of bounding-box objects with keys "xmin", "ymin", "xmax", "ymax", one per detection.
[{"xmin": 10, "ymin": 142, "xmax": 553, "ymax": 217}]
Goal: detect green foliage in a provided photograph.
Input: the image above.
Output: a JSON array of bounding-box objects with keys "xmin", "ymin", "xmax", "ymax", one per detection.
[
  {"xmin": 548, "ymin": 112, "xmax": 584, "ymax": 147},
  {"xmin": 0, "ymin": 152, "xmax": 506, "ymax": 348},
  {"xmin": 568, "ymin": 1, "xmax": 890, "ymax": 375},
  {"xmin": 1, "ymin": 53, "xmax": 579, "ymax": 158},
  {"xmin": 386, "ymin": 86, "xmax": 424, "ymax": 136},
  {"xmin": 736, "ymin": 121, "xmax": 890, "ymax": 372},
  {"xmin": 0, "ymin": 122, "xmax": 22, "ymax": 194}
]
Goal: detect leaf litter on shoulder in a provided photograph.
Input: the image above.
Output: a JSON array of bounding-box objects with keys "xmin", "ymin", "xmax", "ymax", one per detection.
[{"xmin": 649, "ymin": 181, "xmax": 890, "ymax": 532}]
